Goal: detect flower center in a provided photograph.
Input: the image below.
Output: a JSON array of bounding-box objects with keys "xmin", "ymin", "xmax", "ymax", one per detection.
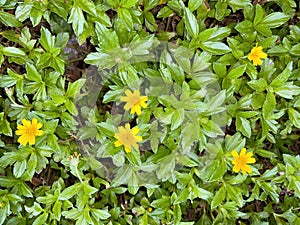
[
  {"xmin": 120, "ymin": 132, "xmax": 135, "ymax": 145},
  {"xmin": 236, "ymin": 156, "xmax": 247, "ymax": 167},
  {"xmin": 252, "ymin": 50, "xmax": 259, "ymax": 58},
  {"xmin": 25, "ymin": 126, "xmax": 37, "ymax": 136},
  {"xmin": 130, "ymin": 96, "xmax": 141, "ymax": 106}
]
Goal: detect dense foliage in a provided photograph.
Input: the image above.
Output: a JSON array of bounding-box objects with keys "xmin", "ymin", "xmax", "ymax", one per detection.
[{"xmin": 0, "ymin": 0, "xmax": 299, "ymax": 224}]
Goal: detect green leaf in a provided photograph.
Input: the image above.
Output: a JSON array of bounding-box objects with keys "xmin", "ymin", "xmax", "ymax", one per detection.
[
  {"xmin": 290, "ymin": 43, "xmax": 300, "ymax": 56},
  {"xmin": 288, "ymin": 107, "xmax": 300, "ymax": 128},
  {"xmin": 144, "ymin": 11, "xmax": 158, "ymax": 32},
  {"xmin": 75, "ymin": 0, "xmax": 96, "ymax": 16},
  {"xmin": 200, "ymin": 41, "xmax": 231, "ymax": 55},
  {"xmin": 151, "ymin": 195, "xmax": 171, "ymax": 210},
  {"xmin": 84, "ymin": 52, "xmax": 116, "ymax": 69},
  {"xmin": 59, "ymin": 183, "xmax": 81, "ymax": 200},
  {"xmin": 225, "ymin": 184, "xmax": 244, "ymax": 207},
  {"xmin": 118, "ymin": 8, "xmax": 133, "ymax": 29},
  {"xmin": 0, "ymin": 115, "xmax": 12, "ymax": 136},
  {"xmin": 68, "ymin": 7, "xmax": 86, "ymax": 36},
  {"xmin": 192, "ymin": 185, "xmax": 212, "ymax": 201},
  {"xmin": 259, "ymin": 181, "xmax": 279, "ymax": 202},
  {"xmin": 66, "ymin": 78, "xmax": 86, "ymax": 98},
  {"xmin": 202, "ymin": 120, "xmax": 224, "ymax": 137},
  {"xmin": 53, "ymin": 200, "xmax": 62, "ymax": 220},
  {"xmin": 26, "ymin": 63, "xmax": 42, "ymax": 82},
  {"xmin": 174, "ymin": 188, "xmax": 190, "ymax": 204},
  {"xmin": 253, "ymin": 4, "xmax": 264, "ymax": 25},
  {"xmin": 65, "ymin": 99, "xmax": 78, "ymax": 115},
  {"xmin": 255, "ymin": 23, "xmax": 272, "ymax": 36},
  {"xmin": 261, "ymin": 12, "xmax": 290, "ymax": 28},
  {"xmin": 171, "ymin": 108, "xmax": 185, "ymax": 130},
  {"xmin": 40, "ymin": 27, "xmax": 55, "ymax": 51},
  {"xmin": 157, "ymin": 6, "xmax": 174, "ymax": 18},
  {"xmin": 181, "ymin": 122, "xmax": 199, "ymax": 151},
  {"xmin": 188, "ymin": 0, "xmax": 203, "ymax": 12},
  {"xmin": 211, "ymin": 186, "xmax": 226, "ymax": 209},
  {"xmin": 184, "ymin": 7, "xmax": 199, "ymax": 38},
  {"xmin": 13, "ymin": 160, "xmax": 27, "ymax": 178},
  {"xmin": 0, "ymin": 11, "xmax": 22, "ymax": 27},
  {"xmin": 144, "ymin": 0, "xmax": 160, "ymax": 11},
  {"xmin": 225, "ymin": 133, "xmax": 245, "ymax": 153},
  {"xmin": 248, "ymin": 78, "xmax": 268, "ymax": 92},
  {"xmin": 215, "ymin": 1, "xmax": 229, "ymax": 21},
  {"xmin": 32, "ymin": 212, "xmax": 48, "ymax": 225},
  {"xmin": 82, "ymin": 183, "xmax": 98, "ymax": 196},
  {"xmin": 174, "ymin": 204, "xmax": 182, "ymax": 224},
  {"xmin": 200, "ymin": 158, "xmax": 226, "ymax": 182},
  {"xmin": 236, "ymin": 116, "xmax": 251, "ymax": 138},
  {"xmin": 2, "ymin": 47, "xmax": 25, "ymax": 57},
  {"xmin": 29, "ymin": 7, "xmax": 43, "ymax": 27},
  {"xmin": 207, "ymin": 27, "xmax": 231, "ymax": 42},
  {"xmin": 263, "ymin": 91, "xmax": 276, "ymax": 118},
  {"xmin": 273, "ymin": 83, "xmax": 300, "ymax": 99},
  {"xmin": 48, "ymin": 0, "xmax": 68, "ymax": 19},
  {"xmin": 91, "ymin": 208, "xmax": 111, "ymax": 220},
  {"xmin": 270, "ymin": 62, "xmax": 292, "ymax": 87},
  {"xmin": 15, "ymin": 4, "xmax": 32, "ymax": 22},
  {"xmin": 255, "ymin": 149, "xmax": 277, "ymax": 158},
  {"xmin": 235, "ymin": 20, "xmax": 254, "ymax": 34},
  {"xmin": 119, "ymin": 0, "xmax": 138, "ymax": 8},
  {"xmin": 227, "ymin": 64, "xmax": 247, "ymax": 79}
]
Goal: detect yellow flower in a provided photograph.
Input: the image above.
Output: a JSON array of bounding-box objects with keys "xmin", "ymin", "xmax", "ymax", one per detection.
[
  {"xmin": 247, "ymin": 43, "xmax": 267, "ymax": 66},
  {"xmin": 120, "ymin": 89, "xmax": 148, "ymax": 115},
  {"xmin": 15, "ymin": 118, "xmax": 44, "ymax": 146},
  {"xmin": 231, "ymin": 148, "xmax": 256, "ymax": 175},
  {"xmin": 114, "ymin": 123, "xmax": 142, "ymax": 153}
]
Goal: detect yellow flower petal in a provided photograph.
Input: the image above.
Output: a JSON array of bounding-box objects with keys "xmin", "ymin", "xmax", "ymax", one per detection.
[
  {"xmin": 125, "ymin": 123, "xmax": 130, "ymax": 130},
  {"xmin": 32, "ymin": 118, "xmax": 38, "ymax": 126},
  {"xmin": 258, "ymin": 52, "xmax": 267, "ymax": 59},
  {"xmin": 131, "ymin": 127, "xmax": 140, "ymax": 135},
  {"xmin": 246, "ymin": 157, "xmax": 256, "ymax": 164},
  {"xmin": 231, "ymin": 148, "xmax": 255, "ymax": 175},
  {"xmin": 233, "ymin": 164, "xmax": 240, "ymax": 173},
  {"xmin": 248, "ymin": 44, "xmax": 267, "ymax": 66},
  {"xmin": 22, "ymin": 119, "xmax": 31, "ymax": 127},
  {"xmin": 36, "ymin": 122, "xmax": 43, "ymax": 130},
  {"xmin": 15, "ymin": 118, "xmax": 44, "ymax": 146},
  {"xmin": 35, "ymin": 130, "xmax": 44, "ymax": 136},
  {"xmin": 133, "ymin": 90, "xmax": 140, "ymax": 95},
  {"xmin": 243, "ymin": 165, "xmax": 252, "ymax": 174},
  {"xmin": 120, "ymin": 96, "xmax": 129, "ymax": 101},
  {"xmin": 114, "ymin": 124, "xmax": 142, "ymax": 153},
  {"xmin": 231, "ymin": 150, "xmax": 239, "ymax": 158},
  {"xmin": 18, "ymin": 135, "xmax": 28, "ymax": 146},
  {"xmin": 120, "ymin": 89, "xmax": 148, "ymax": 116},
  {"xmin": 15, "ymin": 129, "xmax": 25, "ymax": 135},
  {"xmin": 240, "ymin": 148, "xmax": 247, "ymax": 156},
  {"xmin": 130, "ymin": 107, "xmax": 136, "ymax": 115},
  {"xmin": 134, "ymin": 105, "xmax": 142, "ymax": 115},
  {"xmin": 114, "ymin": 140, "xmax": 122, "ymax": 147},
  {"xmin": 124, "ymin": 146, "xmax": 131, "ymax": 153},
  {"xmin": 135, "ymin": 135, "xmax": 143, "ymax": 142},
  {"xmin": 28, "ymin": 135, "xmax": 35, "ymax": 145},
  {"xmin": 125, "ymin": 89, "xmax": 132, "ymax": 96}
]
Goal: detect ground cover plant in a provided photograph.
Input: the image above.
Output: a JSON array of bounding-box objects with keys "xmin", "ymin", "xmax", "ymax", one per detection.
[{"xmin": 0, "ymin": 0, "xmax": 299, "ymax": 224}]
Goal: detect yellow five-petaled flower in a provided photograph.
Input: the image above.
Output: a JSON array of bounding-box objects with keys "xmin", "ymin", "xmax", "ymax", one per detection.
[
  {"xmin": 120, "ymin": 89, "xmax": 148, "ymax": 115},
  {"xmin": 15, "ymin": 118, "xmax": 44, "ymax": 146},
  {"xmin": 231, "ymin": 148, "xmax": 256, "ymax": 175},
  {"xmin": 114, "ymin": 123, "xmax": 142, "ymax": 153},
  {"xmin": 247, "ymin": 43, "xmax": 267, "ymax": 66}
]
